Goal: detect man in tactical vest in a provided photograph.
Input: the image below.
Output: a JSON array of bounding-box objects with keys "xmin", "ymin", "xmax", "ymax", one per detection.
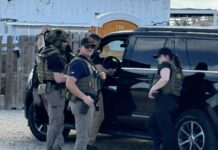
[
  {"xmin": 66, "ymin": 38, "xmax": 105, "ymax": 150},
  {"xmin": 32, "ymin": 26, "xmax": 51, "ymax": 107},
  {"xmin": 36, "ymin": 29, "xmax": 68, "ymax": 150},
  {"xmin": 86, "ymin": 34, "xmax": 109, "ymax": 150}
]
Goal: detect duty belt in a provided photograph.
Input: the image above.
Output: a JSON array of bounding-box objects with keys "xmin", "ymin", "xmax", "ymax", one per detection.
[{"xmin": 72, "ymin": 93, "xmax": 100, "ymax": 111}]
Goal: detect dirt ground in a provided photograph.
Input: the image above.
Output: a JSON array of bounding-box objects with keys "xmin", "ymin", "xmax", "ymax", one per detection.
[{"xmin": 0, "ymin": 110, "xmax": 152, "ymax": 150}]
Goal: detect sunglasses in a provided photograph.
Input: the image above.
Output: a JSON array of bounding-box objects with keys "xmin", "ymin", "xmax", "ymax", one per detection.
[{"xmin": 84, "ymin": 44, "xmax": 96, "ymax": 49}]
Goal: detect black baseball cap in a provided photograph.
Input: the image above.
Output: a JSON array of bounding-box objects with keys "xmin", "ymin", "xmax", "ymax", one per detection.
[
  {"xmin": 81, "ymin": 38, "xmax": 95, "ymax": 46},
  {"xmin": 153, "ymin": 47, "xmax": 173, "ymax": 59}
]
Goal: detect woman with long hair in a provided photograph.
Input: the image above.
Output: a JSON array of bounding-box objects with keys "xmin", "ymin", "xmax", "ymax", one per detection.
[{"xmin": 148, "ymin": 47, "xmax": 183, "ymax": 150}]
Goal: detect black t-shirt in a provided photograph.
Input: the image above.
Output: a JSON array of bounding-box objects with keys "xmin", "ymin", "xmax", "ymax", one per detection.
[
  {"xmin": 47, "ymin": 53, "xmax": 66, "ymax": 73},
  {"xmin": 157, "ymin": 62, "xmax": 172, "ymax": 75},
  {"xmin": 91, "ymin": 52, "xmax": 101, "ymax": 65}
]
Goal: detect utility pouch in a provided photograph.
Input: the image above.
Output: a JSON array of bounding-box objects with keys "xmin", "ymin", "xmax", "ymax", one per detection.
[
  {"xmin": 79, "ymin": 102, "xmax": 89, "ymax": 115},
  {"xmin": 33, "ymin": 88, "xmax": 42, "ymax": 106},
  {"xmin": 37, "ymin": 84, "xmax": 47, "ymax": 95}
]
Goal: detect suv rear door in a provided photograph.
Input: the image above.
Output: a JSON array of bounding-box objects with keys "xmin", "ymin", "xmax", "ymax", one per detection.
[
  {"xmin": 129, "ymin": 34, "xmax": 175, "ymax": 114},
  {"xmin": 178, "ymin": 35, "xmax": 218, "ymax": 106},
  {"xmin": 115, "ymin": 34, "xmax": 175, "ymax": 129}
]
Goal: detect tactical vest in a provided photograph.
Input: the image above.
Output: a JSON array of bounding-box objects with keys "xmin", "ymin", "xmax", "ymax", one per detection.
[
  {"xmin": 70, "ymin": 56, "xmax": 101, "ymax": 97},
  {"xmin": 154, "ymin": 62, "xmax": 183, "ymax": 97},
  {"xmin": 36, "ymin": 47, "xmax": 60, "ymax": 83}
]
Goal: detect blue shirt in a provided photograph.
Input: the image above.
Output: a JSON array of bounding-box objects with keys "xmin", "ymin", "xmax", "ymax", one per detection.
[{"xmin": 68, "ymin": 60, "xmax": 91, "ymax": 79}]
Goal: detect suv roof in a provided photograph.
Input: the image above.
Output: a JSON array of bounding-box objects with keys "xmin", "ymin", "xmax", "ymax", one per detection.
[
  {"xmin": 136, "ymin": 26, "xmax": 218, "ymax": 34},
  {"xmin": 104, "ymin": 26, "xmax": 218, "ymax": 38}
]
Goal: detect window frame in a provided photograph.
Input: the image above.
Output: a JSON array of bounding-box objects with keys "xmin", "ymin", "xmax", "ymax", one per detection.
[
  {"xmin": 129, "ymin": 35, "xmax": 175, "ymax": 68},
  {"xmin": 174, "ymin": 36, "xmax": 191, "ymax": 70},
  {"xmin": 180, "ymin": 35, "xmax": 218, "ymax": 71}
]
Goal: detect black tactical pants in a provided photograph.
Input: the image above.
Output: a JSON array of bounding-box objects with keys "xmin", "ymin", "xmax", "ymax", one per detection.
[{"xmin": 148, "ymin": 92, "xmax": 178, "ymax": 150}]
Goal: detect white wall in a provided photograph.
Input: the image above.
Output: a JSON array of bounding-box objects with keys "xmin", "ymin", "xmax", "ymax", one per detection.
[
  {"xmin": 1, "ymin": 22, "xmax": 90, "ymax": 35},
  {"xmin": 0, "ymin": 0, "xmax": 170, "ymax": 35}
]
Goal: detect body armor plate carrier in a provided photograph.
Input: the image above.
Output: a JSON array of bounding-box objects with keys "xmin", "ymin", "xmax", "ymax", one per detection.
[
  {"xmin": 154, "ymin": 62, "xmax": 183, "ymax": 97},
  {"xmin": 67, "ymin": 56, "xmax": 101, "ymax": 101},
  {"xmin": 36, "ymin": 47, "xmax": 60, "ymax": 83}
]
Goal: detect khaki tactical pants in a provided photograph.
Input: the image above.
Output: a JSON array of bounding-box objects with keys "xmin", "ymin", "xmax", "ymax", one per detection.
[
  {"xmin": 43, "ymin": 89, "xmax": 65, "ymax": 150},
  {"xmin": 69, "ymin": 101, "xmax": 94, "ymax": 150},
  {"xmin": 88, "ymin": 94, "xmax": 104, "ymax": 145}
]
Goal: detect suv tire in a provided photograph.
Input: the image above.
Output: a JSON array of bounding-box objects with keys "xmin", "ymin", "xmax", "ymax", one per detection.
[
  {"xmin": 28, "ymin": 103, "xmax": 47, "ymax": 141},
  {"xmin": 28, "ymin": 103, "xmax": 71, "ymax": 141},
  {"xmin": 175, "ymin": 109, "xmax": 217, "ymax": 150}
]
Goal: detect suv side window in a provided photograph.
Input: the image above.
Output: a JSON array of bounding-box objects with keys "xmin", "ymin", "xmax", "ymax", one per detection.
[
  {"xmin": 130, "ymin": 37, "xmax": 174, "ymax": 68},
  {"xmin": 187, "ymin": 39, "xmax": 218, "ymax": 71}
]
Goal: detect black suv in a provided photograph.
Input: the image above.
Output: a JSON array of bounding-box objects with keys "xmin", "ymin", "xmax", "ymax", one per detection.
[{"xmin": 25, "ymin": 27, "xmax": 218, "ymax": 150}]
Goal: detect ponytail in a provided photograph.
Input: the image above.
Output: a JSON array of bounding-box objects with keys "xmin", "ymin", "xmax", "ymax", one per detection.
[{"xmin": 172, "ymin": 54, "xmax": 182, "ymax": 70}]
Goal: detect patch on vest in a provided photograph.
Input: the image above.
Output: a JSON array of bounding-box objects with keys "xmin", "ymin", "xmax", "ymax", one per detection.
[{"xmin": 176, "ymin": 73, "xmax": 182, "ymax": 79}]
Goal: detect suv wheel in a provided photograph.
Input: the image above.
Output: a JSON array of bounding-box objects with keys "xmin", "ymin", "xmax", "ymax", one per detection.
[
  {"xmin": 28, "ymin": 103, "xmax": 47, "ymax": 141},
  {"xmin": 28, "ymin": 103, "xmax": 71, "ymax": 141},
  {"xmin": 175, "ymin": 109, "xmax": 217, "ymax": 150}
]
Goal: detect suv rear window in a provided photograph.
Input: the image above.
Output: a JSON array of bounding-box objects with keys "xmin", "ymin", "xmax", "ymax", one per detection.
[
  {"xmin": 130, "ymin": 37, "xmax": 174, "ymax": 68},
  {"xmin": 187, "ymin": 39, "xmax": 218, "ymax": 71}
]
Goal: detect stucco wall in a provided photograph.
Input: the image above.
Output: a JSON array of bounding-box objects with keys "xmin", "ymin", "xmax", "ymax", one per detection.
[{"xmin": 0, "ymin": 0, "xmax": 170, "ymax": 35}]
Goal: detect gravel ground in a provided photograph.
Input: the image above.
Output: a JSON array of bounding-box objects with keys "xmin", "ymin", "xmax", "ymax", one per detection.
[{"xmin": 0, "ymin": 110, "xmax": 152, "ymax": 150}]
